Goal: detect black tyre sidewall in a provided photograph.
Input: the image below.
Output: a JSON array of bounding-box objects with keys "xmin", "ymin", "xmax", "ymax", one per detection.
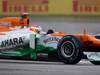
[{"xmin": 57, "ymin": 35, "xmax": 83, "ymax": 64}]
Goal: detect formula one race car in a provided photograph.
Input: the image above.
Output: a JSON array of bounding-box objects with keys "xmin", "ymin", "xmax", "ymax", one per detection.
[
  {"xmin": 0, "ymin": 24, "xmax": 100, "ymax": 65},
  {"xmin": 0, "ymin": 14, "xmax": 100, "ymax": 65}
]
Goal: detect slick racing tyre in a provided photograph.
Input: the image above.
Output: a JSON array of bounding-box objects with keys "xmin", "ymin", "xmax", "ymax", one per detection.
[
  {"xmin": 90, "ymin": 61, "xmax": 100, "ymax": 65},
  {"xmin": 57, "ymin": 35, "xmax": 83, "ymax": 64}
]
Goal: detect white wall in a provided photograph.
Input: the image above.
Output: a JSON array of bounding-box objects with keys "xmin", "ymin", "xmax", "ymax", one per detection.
[{"xmin": 30, "ymin": 16, "xmax": 100, "ymax": 34}]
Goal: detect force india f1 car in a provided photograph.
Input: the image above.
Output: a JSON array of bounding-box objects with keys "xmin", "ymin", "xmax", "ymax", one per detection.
[
  {"xmin": 0, "ymin": 15, "xmax": 100, "ymax": 65},
  {"xmin": 0, "ymin": 25, "xmax": 100, "ymax": 65}
]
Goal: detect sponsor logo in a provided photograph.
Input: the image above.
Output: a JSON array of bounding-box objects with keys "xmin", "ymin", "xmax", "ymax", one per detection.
[
  {"xmin": 0, "ymin": 37, "xmax": 24, "ymax": 48},
  {"xmin": 2, "ymin": 0, "xmax": 48, "ymax": 13},
  {"xmin": 43, "ymin": 37, "xmax": 59, "ymax": 44}
]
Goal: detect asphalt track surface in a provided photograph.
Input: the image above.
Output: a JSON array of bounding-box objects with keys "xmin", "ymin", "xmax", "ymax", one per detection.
[{"xmin": 0, "ymin": 59, "xmax": 100, "ymax": 75}]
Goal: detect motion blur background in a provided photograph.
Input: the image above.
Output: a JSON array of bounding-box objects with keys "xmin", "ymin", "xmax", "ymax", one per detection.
[{"xmin": 1, "ymin": 0, "xmax": 100, "ymax": 34}]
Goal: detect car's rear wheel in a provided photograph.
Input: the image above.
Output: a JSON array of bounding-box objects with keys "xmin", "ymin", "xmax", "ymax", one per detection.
[{"xmin": 57, "ymin": 35, "xmax": 83, "ymax": 64}]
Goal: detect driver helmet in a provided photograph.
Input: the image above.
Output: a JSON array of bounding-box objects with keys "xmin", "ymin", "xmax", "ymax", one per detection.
[{"xmin": 30, "ymin": 25, "xmax": 42, "ymax": 33}]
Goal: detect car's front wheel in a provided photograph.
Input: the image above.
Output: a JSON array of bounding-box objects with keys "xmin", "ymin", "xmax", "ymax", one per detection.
[{"xmin": 57, "ymin": 35, "xmax": 83, "ymax": 64}]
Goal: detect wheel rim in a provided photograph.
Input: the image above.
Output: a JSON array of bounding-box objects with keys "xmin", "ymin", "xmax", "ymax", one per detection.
[{"xmin": 61, "ymin": 41, "xmax": 75, "ymax": 58}]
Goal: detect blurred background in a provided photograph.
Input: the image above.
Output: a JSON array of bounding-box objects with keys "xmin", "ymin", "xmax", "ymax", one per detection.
[{"xmin": 1, "ymin": 0, "xmax": 100, "ymax": 34}]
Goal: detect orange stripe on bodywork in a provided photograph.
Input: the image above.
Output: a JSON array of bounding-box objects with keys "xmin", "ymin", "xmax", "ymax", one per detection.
[{"xmin": 0, "ymin": 25, "xmax": 11, "ymax": 32}]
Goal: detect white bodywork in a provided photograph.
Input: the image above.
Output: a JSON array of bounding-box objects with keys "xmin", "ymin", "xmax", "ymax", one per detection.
[
  {"xmin": 84, "ymin": 52, "xmax": 100, "ymax": 61},
  {"xmin": 0, "ymin": 26, "xmax": 62, "ymax": 52},
  {"xmin": 0, "ymin": 28, "xmax": 33, "ymax": 52},
  {"xmin": 0, "ymin": 25, "xmax": 44, "ymax": 52}
]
